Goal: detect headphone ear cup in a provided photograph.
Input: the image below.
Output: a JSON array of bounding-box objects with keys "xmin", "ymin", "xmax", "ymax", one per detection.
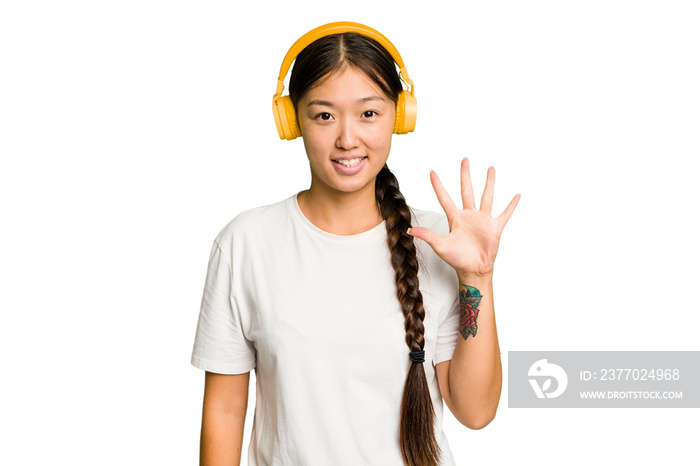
[
  {"xmin": 273, "ymin": 96, "xmax": 301, "ymax": 140},
  {"xmin": 393, "ymin": 90, "xmax": 417, "ymax": 134}
]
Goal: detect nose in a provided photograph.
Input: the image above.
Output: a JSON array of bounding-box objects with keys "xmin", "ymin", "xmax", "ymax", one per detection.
[{"xmin": 336, "ymin": 118, "xmax": 360, "ymax": 150}]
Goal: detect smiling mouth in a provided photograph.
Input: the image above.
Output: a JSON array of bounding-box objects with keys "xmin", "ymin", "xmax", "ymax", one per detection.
[{"xmin": 333, "ymin": 156, "xmax": 367, "ymax": 168}]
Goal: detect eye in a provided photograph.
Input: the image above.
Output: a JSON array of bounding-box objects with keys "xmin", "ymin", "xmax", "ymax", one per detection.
[
  {"xmin": 362, "ymin": 110, "xmax": 377, "ymax": 118},
  {"xmin": 315, "ymin": 112, "xmax": 333, "ymax": 121}
]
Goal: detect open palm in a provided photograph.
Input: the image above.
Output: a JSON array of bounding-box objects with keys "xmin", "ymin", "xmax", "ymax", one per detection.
[{"xmin": 408, "ymin": 158, "xmax": 520, "ymax": 276}]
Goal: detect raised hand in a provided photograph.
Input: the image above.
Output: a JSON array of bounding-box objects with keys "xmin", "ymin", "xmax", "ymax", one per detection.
[{"xmin": 408, "ymin": 158, "xmax": 520, "ymax": 277}]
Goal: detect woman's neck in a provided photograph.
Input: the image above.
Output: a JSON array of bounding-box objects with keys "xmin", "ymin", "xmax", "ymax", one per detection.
[{"xmin": 297, "ymin": 183, "xmax": 384, "ymax": 236}]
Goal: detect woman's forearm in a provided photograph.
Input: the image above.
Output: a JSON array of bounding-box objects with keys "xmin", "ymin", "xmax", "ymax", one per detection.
[
  {"xmin": 447, "ymin": 272, "xmax": 502, "ymax": 428},
  {"xmin": 200, "ymin": 371, "xmax": 250, "ymax": 466}
]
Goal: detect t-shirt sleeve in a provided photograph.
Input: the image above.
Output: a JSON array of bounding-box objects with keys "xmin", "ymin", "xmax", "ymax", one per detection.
[
  {"xmin": 415, "ymin": 209, "xmax": 461, "ymax": 366},
  {"xmin": 433, "ymin": 288, "xmax": 460, "ymax": 365},
  {"xmin": 190, "ymin": 241, "xmax": 256, "ymax": 374}
]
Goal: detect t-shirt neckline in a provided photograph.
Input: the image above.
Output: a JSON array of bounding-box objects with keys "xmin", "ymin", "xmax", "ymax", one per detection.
[{"xmin": 291, "ymin": 192, "xmax": 387, "ymax": 244}]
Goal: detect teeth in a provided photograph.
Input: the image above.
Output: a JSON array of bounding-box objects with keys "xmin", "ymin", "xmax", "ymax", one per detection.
[{"xmin": 336, "ymin": 157, "xmax": 364, "ymax": 167}]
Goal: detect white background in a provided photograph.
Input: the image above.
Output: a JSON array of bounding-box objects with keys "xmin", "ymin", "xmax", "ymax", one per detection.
[{"xmin": 1, "ymin": 1, "xmax": 698, "ymax": 464}]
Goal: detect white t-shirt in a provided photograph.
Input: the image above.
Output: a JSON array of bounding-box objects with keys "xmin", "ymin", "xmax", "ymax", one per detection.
[{"xmin": 191, "ymin": 193, "xmax": 461, "ymax": 466}]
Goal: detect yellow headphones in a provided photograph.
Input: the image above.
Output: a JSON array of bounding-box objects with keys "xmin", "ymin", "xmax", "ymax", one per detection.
[{"xmin": 272, "ymin": 21, "xmax": 417, "ymax": 140}]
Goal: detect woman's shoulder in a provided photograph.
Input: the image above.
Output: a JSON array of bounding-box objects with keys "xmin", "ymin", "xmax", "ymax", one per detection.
[
  {"xmin": 213, "ymin": 194, "xmax": 296, "ymax": 245},
  {"xmin": 408, "ymin": 206, "xmax": 449, "ymax": 236},
  {"xmin": 407, "ymin": 206, "xmax": 457, "ymax": 287}
]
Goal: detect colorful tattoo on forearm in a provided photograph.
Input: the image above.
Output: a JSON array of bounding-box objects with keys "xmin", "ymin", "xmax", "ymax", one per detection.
[{"xmin": 459, "ymin": 285, "xmax": 482, "ymax": 340}]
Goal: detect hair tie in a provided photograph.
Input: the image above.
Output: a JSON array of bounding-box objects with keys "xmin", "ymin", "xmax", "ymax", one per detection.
[{"xmin": 409, "ymin": 350, "xmax": 425, "ymax": 364}]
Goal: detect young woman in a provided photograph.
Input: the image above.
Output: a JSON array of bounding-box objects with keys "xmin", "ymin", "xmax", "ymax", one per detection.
[{"xmin": 191, "ymin": 22, "xmax": 520, "ymax": 466}]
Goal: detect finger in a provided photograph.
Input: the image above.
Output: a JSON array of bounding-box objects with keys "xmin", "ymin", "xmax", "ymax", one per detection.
[
  {"xmin": 407, "ymin": 226, "xmax": 443, "ymax": 250},
  {"xmin": 479, "ymin": 166, "xmax": 496, "ymax": 215},
  {"xmin": 429, "ymin": 170, "xmax": 459, "ymax": 217},
  {"xmin": 496, "ymin": 193, "xmax": 521, "ymax": 230},
  {"xmin": 460, "ymin": 157, "xmax": 476, "ymax": 210}
]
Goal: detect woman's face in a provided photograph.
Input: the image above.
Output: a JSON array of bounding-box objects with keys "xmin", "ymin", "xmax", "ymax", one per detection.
[{"xmin": 297, "ymin": 66, "xmax": 396, "ymax": 199}]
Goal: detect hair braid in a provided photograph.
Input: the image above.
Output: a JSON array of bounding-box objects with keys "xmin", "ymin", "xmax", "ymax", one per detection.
[{"xmin": 376, "ymin": 165, "xmax": 441, "ymax": 466}]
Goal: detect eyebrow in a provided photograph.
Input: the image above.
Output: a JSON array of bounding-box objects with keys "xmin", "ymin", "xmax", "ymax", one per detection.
[{"xmin": 306, "ymin": 96, "xmax": 387, "ymax": 107}]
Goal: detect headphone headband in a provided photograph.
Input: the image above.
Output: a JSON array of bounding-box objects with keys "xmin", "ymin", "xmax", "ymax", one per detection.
[{"xmin": 274, "ymin": 21, "xmax": 414, "ymax": 100}]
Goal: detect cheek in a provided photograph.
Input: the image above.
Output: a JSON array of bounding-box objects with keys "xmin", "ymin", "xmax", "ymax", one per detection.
[
  {"xmin": 301, "ymin": 128, "xmax": 330, "ymax": 157},
  {"xmin": 370, "ymin": 111, "xmax": 396, "ymax": 148},
  {"xmin": 366, "ymin": 123, "xmax": 394, "ymax": 152}
]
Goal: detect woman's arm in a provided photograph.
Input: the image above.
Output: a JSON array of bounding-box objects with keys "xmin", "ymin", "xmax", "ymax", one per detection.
[
  {"xmin": 200, "ymin": 371, "xmax": 250, "ymax": 466},
  {"xmin": 436, "ymin": 273, "xmax": 501, "ymax": 429},
  {"xmin": 408, "ymin": 158, "xmax": 519, "ymax": 429}
]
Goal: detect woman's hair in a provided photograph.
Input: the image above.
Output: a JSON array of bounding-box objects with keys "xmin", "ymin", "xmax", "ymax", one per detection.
[{"xmin": 289, "ymin": 33, "xmax": 441, "ymax": 466}]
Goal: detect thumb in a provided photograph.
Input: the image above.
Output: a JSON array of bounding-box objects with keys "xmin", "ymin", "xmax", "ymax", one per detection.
[{"xmin": 407, "ymin": 226, "xmax": 442, "ymax": 249}]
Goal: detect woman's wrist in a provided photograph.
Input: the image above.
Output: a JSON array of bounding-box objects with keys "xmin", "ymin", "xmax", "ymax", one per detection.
[{"xmin": 456, "ymin": 270, "xmax": 494, "ymax": 285}]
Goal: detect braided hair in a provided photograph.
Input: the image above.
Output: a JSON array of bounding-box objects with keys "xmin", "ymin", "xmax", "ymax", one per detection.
[{"xmin": 289, "ymin": 32, "xmax": 441, "ymax": 466}]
